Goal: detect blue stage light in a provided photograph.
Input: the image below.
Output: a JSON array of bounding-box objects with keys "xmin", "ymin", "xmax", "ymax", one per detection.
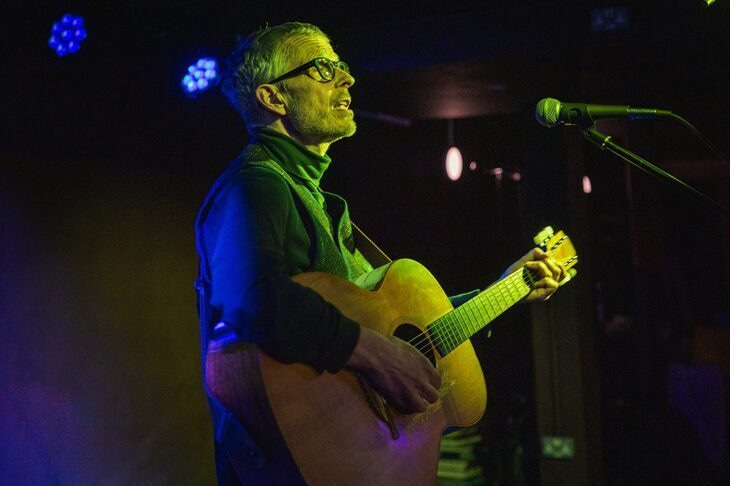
[
  {"xmin": 48, "ymin": 14, "xmax": 87, "ymax": 57},
  {"xmin": 182, "ymin": 57, "xmax": 220, "ymax": 96}
]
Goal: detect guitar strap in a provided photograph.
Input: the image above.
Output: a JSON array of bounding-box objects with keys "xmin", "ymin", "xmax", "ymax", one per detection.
[
  {"xmin": 352, "ymin": 221, "xmax": 391, "ymax": 268},
  {"xmin": 194, "ymin": 150, "xmax": 390, "ymax": 476}
]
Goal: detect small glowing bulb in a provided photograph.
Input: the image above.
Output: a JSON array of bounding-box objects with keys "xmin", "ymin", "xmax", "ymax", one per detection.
[
  {"xmin": 445, "ymin": 147, "xmax": 463, "ymax": 181},
  {"xmin": 582, "ymin": 175, "xmax": 592, "ymax": 194}
]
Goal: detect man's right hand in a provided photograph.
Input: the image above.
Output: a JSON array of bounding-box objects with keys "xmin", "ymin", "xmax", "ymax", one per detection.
[{"xmin": 346, "ymin": 326, "xmax": 441, "ymax": 414}]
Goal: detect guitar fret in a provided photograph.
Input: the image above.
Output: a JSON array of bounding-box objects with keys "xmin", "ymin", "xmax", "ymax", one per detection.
[
  {"xmin": 471, "ymin": 297, "xmax": 486, "ymax": 331},
  {"xmin": 507, "ymin": 273, "xmax": 520, "ymax": 302},
  {"xmin": 497, "ymin": 281, "xmax": 508, "ymax": 314},
  {"xmin": 463, "ymin": 305, "xmax": 475, "ymax": 340},
  {"xmin": 437, "ymin": 320, "xmax": 450, "ymax": 355},
  {"xmin": 430, "ymin": 265, "xmax": 561, "ymax": 357},
  {"xmin": 451, "ymin": 314, "xmax": 461, "ymax": 351},
  {"xmin": 437, "ymin": 318, "xmax": 450, "ymax": 355},
  {"xmin": 430, "ymin": 320, "xmax": 441, "ymax": 354},
  {"xmin": 453, "ymin": 312, "xmax": 464, "ymax": 348},
  {"xmin": 458, "ymin": 307, "xmax": 470, "ymax": 348},
  {"xmin": 516, "ymin": 271, "xmax": 530, "ymax": 297},
  {"xmin": 451, "ymin": 316, "xmax": 459, "ymax": 349},
  {"xmin": 472, "ymin": 302, "xmax": 483, "ymax": 330},
  {"xmin": 445, "ymin": 313, "xmax": 458, "ymax": 353},
  {"xmin": 504, "ymin": 279, "xmax": 514, "ymax": 306},
  {"xmin": 484, "ymin": 292, "xmax": 497, "ymax": 322},
  {"xmin": 431, "ymin": 321, "xmax": 441, "ymax": 354},
  {"xmin": 507, "ymin": 274, "xmax": 520, "ymax": 301},
  {"xmin": 468, "ymin": 305, "xmax": 478, "ymax": 335}
]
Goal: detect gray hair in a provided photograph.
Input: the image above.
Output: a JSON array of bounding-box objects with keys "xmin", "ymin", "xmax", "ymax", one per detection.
[{"xmin": 221, "ymin": 22, "xmax": 329, "ymax": 133}]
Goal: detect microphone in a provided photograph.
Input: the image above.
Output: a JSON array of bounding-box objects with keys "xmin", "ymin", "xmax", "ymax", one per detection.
[{"xmin": 535, "ymin": 97, "xmax": 672, "ymax": 128}]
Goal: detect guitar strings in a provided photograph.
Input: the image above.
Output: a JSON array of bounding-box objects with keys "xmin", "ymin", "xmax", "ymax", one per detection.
[
  {"xmin": 403, "ymin": 268, "xmax": 530, "ymax": 356},
  {"xmin": 428, "ymin": 268, "xmax": 533, "ymax": 353},
  {"xmin": 407, "ymin": 239, "xmax": 576, "ymax": 357},
  {"xmin": 415, "ymin": 269, "xmax": 532, "ymax": 356},
  {"xmin": 411, "ymin": 236, "xmax": 571, "ymax": 354},
  {"xmin": 403, "ymin": 267, "xmax": 539, "ymax": 357},
  {"xmin": 426, "ymin": 266, "xmax": 536, "ymax": 354},
  {"xmin": 404, "ymin": 270, "xmax": 528, "ymax": 356}
]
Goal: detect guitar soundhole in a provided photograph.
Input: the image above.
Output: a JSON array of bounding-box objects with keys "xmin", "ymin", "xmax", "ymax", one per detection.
[{"xmin": 393, "ymin": 324, "xmax": 437, "ymax": 367}]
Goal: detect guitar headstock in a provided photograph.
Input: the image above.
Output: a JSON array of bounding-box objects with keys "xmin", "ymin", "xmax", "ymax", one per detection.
[{"xmin": 534, "ymin": 226, "xmax": 579, "ymax": 283}]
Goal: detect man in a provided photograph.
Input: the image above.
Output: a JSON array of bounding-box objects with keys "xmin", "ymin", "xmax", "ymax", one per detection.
[{"xmin": 195, "ymin": 22, "xmax": 564, "ymax": 485}]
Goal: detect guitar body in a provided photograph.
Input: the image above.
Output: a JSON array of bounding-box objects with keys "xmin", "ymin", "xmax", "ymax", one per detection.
[{"xmin": 206, "ymin": 259, "xmax": 487, "ymax": 485}]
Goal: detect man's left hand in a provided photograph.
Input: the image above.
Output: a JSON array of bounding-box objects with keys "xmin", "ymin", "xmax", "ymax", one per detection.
[{"xmin": 501, "ymin": 248, "xmax": 565, "ymax": 302}]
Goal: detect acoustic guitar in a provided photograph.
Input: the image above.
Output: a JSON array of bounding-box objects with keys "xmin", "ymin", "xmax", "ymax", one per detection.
[{"xmin": 206, "ymin": 227, "xmax": 578, "ymax": 485}]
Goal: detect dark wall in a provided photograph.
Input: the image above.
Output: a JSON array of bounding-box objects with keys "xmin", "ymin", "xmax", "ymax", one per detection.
[{"xmin": 1, "ymin": 158, "xmax": 214, "ymax": 483}]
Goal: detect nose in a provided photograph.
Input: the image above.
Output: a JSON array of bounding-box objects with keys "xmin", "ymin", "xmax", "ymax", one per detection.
[{"xmin": 335, "ymin": 68, "xmax": 355, "ymax": 88}]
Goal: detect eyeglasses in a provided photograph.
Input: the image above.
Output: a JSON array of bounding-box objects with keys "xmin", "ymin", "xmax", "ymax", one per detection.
[{"xmin": 266, "ymin": 57, "xmax": 350, "ymax": 84}]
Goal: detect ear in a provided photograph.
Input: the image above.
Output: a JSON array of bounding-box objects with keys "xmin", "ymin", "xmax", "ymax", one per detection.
[{"xmin": 255, "ymin": 84, "xmax": 287, "ymax": 116}]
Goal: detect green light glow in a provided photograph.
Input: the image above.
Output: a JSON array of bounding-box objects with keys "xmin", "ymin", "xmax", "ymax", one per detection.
[{"xmin": 706, "ymin": 0, "xmax": 716, "ymax": 6}]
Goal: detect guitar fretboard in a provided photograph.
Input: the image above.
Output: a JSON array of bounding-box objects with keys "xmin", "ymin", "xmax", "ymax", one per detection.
[{"xmin": 427, "ymin": 268, "xmax": 535, "ymax": 356}]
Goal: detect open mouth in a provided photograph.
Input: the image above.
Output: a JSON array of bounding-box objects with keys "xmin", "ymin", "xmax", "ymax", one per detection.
[{"xmin": 334, "ymin": 99, "xmax": 351, "ymax": 110}]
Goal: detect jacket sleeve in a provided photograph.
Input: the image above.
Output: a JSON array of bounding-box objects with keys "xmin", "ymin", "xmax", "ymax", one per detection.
[{"xmin": 204, "ymin": 169, "xmax": 360, "ymax": 373}]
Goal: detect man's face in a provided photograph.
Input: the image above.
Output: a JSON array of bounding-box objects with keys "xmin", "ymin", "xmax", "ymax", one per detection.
[{"xmin": 279, "ymin": 35, "xmax": 356, "ymax": 146}]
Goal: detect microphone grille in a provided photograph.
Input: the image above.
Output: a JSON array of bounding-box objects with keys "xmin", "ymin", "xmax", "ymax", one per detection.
[{"xmin": 535, "ymin": 98, "xmax": 561, "ymax": 127}]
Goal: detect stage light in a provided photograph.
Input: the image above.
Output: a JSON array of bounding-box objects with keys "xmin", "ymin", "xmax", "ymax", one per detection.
[
  {"xmin": 48, "ymin": 14, "xmax": 87, "ymax": 57},
  {"xmin": 445, "ymin": 147, "xmax": 463, "ymax": 181},
  {"xmin": 444, "ymin": 119, "xmax": 463, "ymax": 181},
  {"xmin": 583, "ymin": 175, "xmax": 593, "ymax": 194},
  {"xmin": 590, "ymin": 6, "xmax": 629, "ymax": 32},
  {"xmin": 182, "ymin": 58, "xmax": 220, "ymax": 96}
]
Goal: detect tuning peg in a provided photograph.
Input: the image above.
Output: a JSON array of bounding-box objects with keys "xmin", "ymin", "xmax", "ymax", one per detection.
[{"xmin": 533, "ymin": 226, "xmax": 555, "ymax": 247}]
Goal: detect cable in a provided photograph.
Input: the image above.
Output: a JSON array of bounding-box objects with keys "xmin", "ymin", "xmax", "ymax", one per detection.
[{"xmin": 669, "ymin": 112, "xmax": 730, "ymax": 165}]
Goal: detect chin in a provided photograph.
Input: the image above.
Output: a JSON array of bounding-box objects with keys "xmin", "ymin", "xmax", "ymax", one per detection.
[
  {"xmin": 323, "ymin": 121, "xmax": 357, "ymax": 144},
  {"xmin": 343, "ymin": 121, "xmax": 357, "ymax": 138}
]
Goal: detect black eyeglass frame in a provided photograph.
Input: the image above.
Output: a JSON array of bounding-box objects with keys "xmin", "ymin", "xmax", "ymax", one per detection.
[{"xmin": 266, "ymin": 57, "xmax": 350, "ymax": 85}]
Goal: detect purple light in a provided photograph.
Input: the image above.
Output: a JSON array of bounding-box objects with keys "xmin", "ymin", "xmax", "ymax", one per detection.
[
  {"xmin": 48, "ymin": 14, "xmax": 87, "ymax": 57},
  {"xmin": 182, "ymin": 57, "xmax": 219, "ymax": 97}
]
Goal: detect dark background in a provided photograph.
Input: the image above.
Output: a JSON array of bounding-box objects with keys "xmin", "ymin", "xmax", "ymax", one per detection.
[{"xmin": 2, "ymin": 1, "xmax": 730, "ymax": 484}]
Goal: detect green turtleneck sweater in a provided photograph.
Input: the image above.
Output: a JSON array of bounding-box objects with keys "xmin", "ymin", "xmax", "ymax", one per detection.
[
  {"xmin": 255, "ymin": 128, "xmax": 331, "ymax": 207},
  {"xmin": 198, "ymin": 128, "xmax": 361, "ymax": 373}
]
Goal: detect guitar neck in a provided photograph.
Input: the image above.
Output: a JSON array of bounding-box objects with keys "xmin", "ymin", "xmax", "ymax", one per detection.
[{"xmin": 427, "ymin": 267, "xmax": 534, "ymax": 357}]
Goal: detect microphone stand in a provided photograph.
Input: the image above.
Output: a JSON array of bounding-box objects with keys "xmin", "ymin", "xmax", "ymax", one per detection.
[{"xmin": 582, "ymin": 125, "xmax": 730, "ymax": 221}]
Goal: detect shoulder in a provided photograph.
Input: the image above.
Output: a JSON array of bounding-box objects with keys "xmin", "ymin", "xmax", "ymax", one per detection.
[
  {"xmin": 221, "ymin": 164, "xmax": 291, "ymax": 203},
  {"xmin": 206, "ymin": 163, "xmax": 299, "ymax": 229},
  {"xmin": 198, "ymin": 150, "xmax": 296, "ymax": 230}
]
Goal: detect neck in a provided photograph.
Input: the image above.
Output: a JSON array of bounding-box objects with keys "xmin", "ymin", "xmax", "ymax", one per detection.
[
  {"xmin": 427, "ymin": 268, "xmax": 533, "ymax": 357},
  {"xmin": 266, "ymin": 120, "xmax": 331, "ymax": 156}
]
